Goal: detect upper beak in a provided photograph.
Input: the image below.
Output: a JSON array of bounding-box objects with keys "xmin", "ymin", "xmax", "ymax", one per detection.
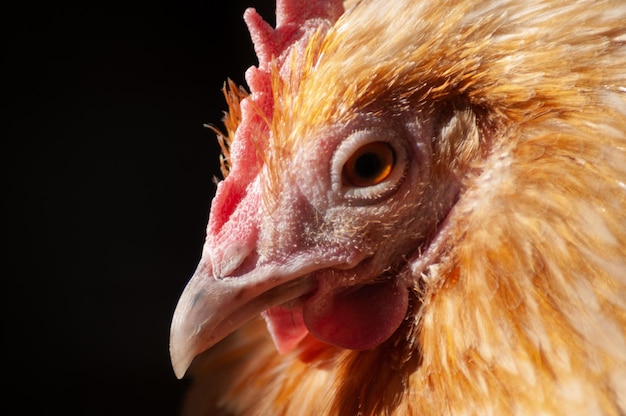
[{"xmin": 169, "ymin": 249, "xmax": 342, "ymax": 379}]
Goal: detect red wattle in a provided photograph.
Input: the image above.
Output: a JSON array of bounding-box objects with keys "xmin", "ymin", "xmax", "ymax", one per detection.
[{"xmin": 302, "ymin": 281, "xmax": 408, "ymax": 350}]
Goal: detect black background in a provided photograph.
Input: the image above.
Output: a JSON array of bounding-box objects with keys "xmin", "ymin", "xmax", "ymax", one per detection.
[{"xmin": 7, "ymin": 1, "xmax": 274, "ymax": 414}]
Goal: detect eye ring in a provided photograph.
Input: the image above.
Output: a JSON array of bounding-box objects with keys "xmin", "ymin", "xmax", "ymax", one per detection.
[{"xmin": 331, "ymin": 128, "xmax": 408, "ymax": 204}]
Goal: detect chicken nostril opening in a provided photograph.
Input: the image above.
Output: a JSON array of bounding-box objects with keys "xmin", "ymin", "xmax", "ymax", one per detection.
[{"xmin": 211, "ymin": 243, "xmax": 255, "ymax": 279}]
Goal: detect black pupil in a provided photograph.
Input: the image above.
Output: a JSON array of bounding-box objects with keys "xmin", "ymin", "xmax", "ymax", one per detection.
[{"xmin": 354, "ymin": 152, "xmax": 382, "ymax": 179}]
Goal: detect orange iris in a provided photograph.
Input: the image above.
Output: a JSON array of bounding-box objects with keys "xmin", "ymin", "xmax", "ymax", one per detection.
[{"xmin": 343, "ymin": 141, "xmax": 396, "ymax": 187}]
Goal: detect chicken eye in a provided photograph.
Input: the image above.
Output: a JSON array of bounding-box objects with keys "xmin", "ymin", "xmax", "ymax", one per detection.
[
  {"xmin": 343, "ymin": 142, "xmax": 396, "ymax": 187},
  {"xmin": 331, "ymin": 128, "xmax": 408, "ymax": 204}
]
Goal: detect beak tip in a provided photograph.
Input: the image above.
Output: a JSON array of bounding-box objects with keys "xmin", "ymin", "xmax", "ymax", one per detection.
[
  {"xmin": 169, "ymin": 302, "xmax": 196, "ymax": 379},
  {"xmin": 171, "ymin": 354, "xmax": 191, "ymax": 380},
  {"xmin": 169, "ymin": 329, "xmax": 194, "ymax": 379}
]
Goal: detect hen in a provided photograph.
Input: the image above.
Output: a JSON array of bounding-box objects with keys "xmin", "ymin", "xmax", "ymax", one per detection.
[{"xmin": 170, "ymin": 0, "xmax": 626, "ymax": 414}]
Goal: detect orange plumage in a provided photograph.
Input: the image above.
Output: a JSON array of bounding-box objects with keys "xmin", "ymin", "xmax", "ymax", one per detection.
[{"xmin": 170, "ymin": 0, "xmax": 626, "ymax": 414}]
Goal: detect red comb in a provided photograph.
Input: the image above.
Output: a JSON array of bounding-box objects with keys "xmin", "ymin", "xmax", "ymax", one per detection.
[
  {"xmin": 207, "ymin": 0, "xmax": 344, "ymax": 238},
  {"xmin": 242, "ymin": 0, "xmax": 344, "ymax": 122}
]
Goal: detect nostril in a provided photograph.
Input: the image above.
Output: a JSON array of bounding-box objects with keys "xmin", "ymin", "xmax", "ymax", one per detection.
[{"xmin": 211, "ymin": 243, "xmax": 254, "ymax": 279}]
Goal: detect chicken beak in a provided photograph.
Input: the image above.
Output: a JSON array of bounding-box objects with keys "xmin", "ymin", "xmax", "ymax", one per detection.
[{"xmin": 169, "ymin": 249, "xmax": 340, "ymax": 379}]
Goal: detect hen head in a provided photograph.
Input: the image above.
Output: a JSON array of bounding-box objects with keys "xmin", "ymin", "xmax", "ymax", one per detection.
[
  {"xmin": 170, "ymin": 0, "xmax": 488, "ymax": 374},
  {"xmin": 170, "ymin": 0, "xmax": 626, "ymax": 413}
]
